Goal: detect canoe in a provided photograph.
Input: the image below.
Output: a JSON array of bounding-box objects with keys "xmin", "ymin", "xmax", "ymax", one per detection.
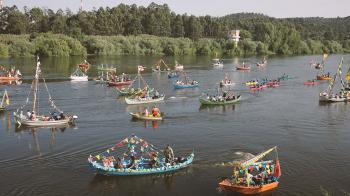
[
  {"xmin": 0, "ymin": 76, "xmax": 20, "ymax": 81},
  {"xmin": 125, "ymin": 95, "xmax": 165, "ymax": 105},
  {"xmin": 245, "ymin": 81, "xmax": 258, "ymax": 86},
  {"xmin": 14, "ymin": 114, "xmax": 77, "ymax": 127},
  {"xmin": 304, "ymin": 81, "xmax": 319, "ymax": 85},
  {"xmin": 88, "ymin": 153, "xmax": 194, "ymax": 176},
  {"xmin": 219, "ymin": 179, "xmax": 279, "ymax": 195},
  {"xmin": 236, "ymin": 66, "xmax": 251, "ymax": 71},
  {"xmin": 174, "ymin": 83, "xmax": 199, "ymax": 89},
  {"xmin": 199, "ymin": 95, "xmax": 241, "ymax": 105},
  {"xmin": 129, "ymin": 112, "xmax": 163, "ymax": 121},
  {"xmin": 250, "ymin": 86, "xmax": 263, "ymax": 91},
  {"xmin": 70, "ymin": 75, "xmax": 88, "ymax": 81},
  {"xmin": 107, "ymin": 80, "xmax": 133, "ymax": 87},
  {"xmin": 316, "ymin": 75, "xmax": 332, "ymax": 80}
]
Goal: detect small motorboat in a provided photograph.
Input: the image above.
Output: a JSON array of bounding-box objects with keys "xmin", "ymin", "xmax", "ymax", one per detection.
[
  {"xmin": 174, "ymin": 60, "xmax": 184, "ymax": 71},
  {"xmin": 304, "ymin": 80, "xmax": 319, "ymax": 85},
  {"xmin": 250, "ymin": 85, "xmax": 263, "ymax": 91},
  {"xmin": 125, "ymin": 95, "xmax": 165, "ymax": 105}
]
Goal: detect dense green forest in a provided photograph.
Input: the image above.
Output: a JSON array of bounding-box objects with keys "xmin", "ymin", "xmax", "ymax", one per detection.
[{"xmin": 1, "ymin": 3, "xmax": 350, "ymax": 57}]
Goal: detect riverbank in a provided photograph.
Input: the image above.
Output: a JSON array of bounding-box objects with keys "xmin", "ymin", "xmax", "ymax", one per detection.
[{"xmin": 0, "ymin": 33, "xmax": 347, "ymax": 58}]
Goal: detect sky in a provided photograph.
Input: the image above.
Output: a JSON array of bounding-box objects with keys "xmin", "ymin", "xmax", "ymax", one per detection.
[{"xmin": 4, "ymin": 0, "xmax": 350, "ymax": 18}]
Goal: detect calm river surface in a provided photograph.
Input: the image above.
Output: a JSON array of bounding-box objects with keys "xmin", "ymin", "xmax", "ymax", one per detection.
[{"xmin": 1, "ymin": 55, "xmax": 350, "ymax": 196}]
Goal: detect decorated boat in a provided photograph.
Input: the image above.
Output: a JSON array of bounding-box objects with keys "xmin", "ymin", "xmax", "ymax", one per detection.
[
  {"xmin": 88, "ymin": 135, "xmax": 194, "ymax": 176},
  {"xmin": 97, "ymin": 64, "xmax": 117, "ymax": 72},
  {"xmin": 316, "ymin": 75, "xmax": 332, "ymax": 81},
  {"xmin": 152, "ymin": 59, "xmax": 171, "ymax": 73},
  {"xmin": 116, "ymin": 66, "xmax": 150, "ymax": 96},
  {"xmin": 304, "ymin": 80, "xmax": 319, "ymax": 85},
  {"xmin": 125, "ymin": 95, "xmax": 165, "ymax": 105},
  {"xmin": 14, "ymin": 57, "xmax": 77, "ymax": 127},
  {"xmin": 256, "ymin": 57, "xmax": 267, "ymax": 67},
  {"xmin": 0, "ymin": 89, "xmax": 10, "ymax": 111},
  {"xmin": 244, "ymin": 81, "xmax": 258, "ymax": 86},
  {"xmin": 219, "ymin": 146, "xmax": 281, "ymax": 195},
  {"xmin": 319, "ymin": 58, "xmax": 350, "ymax": 103},
  {"xmin": 107, "ymin": 73, "xmax": 133, "ymax": 87},
  {"xmin": 212, "ymin": 59, "xmax": 224, "ymax": 68},
  {"xmin": 174, "ymin": 60, "xmax": 184, "ymax": 71},
  {"xmin": 219, "ymin": 74, "xmax": 234, "ymax": 87},
  {"xmin": 70, "ymin": 65, "xmax": 88, "ymax": 81},
  {"xmin": 78, "ymin": 60, "xmax": 90, "ymax": 70},
  {"xmin": 0, "ymin": 65, "xmax": 22, "ymax": 81},
  {"xmin": 129, "ymin": 112, "xmax": 163, "ymax": 121},
  {"xmin": 173, "ymin": 72, "xmax": 198, "ymax": 89}
]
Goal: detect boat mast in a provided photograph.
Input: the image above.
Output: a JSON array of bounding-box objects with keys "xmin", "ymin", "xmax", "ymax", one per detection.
[
  {"xmin": 327, "ymin": 58, "xmax": 343, "ymax": 95},
  {"xmin": 33, "ymin": 57, "xmax": 40, "ymax": 113}
]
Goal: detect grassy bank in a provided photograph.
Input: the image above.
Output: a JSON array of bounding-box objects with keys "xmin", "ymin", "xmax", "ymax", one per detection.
[{"xmin": 0, "ymin": 33, "xmax": 348, "ymax": 58}]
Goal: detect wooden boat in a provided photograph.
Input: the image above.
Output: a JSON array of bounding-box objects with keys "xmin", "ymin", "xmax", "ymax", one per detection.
[
  {"xmin": 319, "ymin": 58, "xmax": 349, "ymax": 103},
  {"xmin": 174, "ymin": 82, "xmax": 199, "ymax": 89},
  {"xmin": 70, "ymin": 67, "xmax": 88, "ymax": 81},
  {"xmin": 14, "ymin": 57, "xmax": 77, "ymax": 127},
  {"xmin": 0, "ymin": 89, "xmax": 10, "ymax": 111},
  {"xmin": 107, "ymin": 74, "xmax": 133, "ymax": 87},
  {"xmin": 212, "ymin": 59, "xmax": 224, "ymax": 68},
  {"xmin": 266, "ymin": 81, "xmax": 280, "ymax": 88},
  {"xmin": 199, "ymin": 95, "xmax": 240, "ymax": 105},
  {"xmin": 236, "ymin": 66, "xmax": 251, "ymax": 71},
  {"xmin": 174, "ymin": 60, "xmax": 184, "ymax": 71},
  {"xmin": 78, "ymin": 61, "xmax": 90, "ymax": 70},
  {"xmin": 116, "ymin": 66, "xmax": 152, "ymax": 96},
  {"xmin": 0, "ymin": 65, "xmax": 22, "ymax": 81},
  {"xmin": 125, "ymin": 95, "xmax": 165, "ymax": 105},
  {"xmin": 152, "ymin": 59, "xmax": 171, "ymax": 73},
  {"xmin": 304, "ymin": 80, "xmax": 319, "ymax": 85},
  {"xmin": 316, "ymin": 75, "xmax": 332, "ymax": 81},
  {"xmin": 219, "ymin": 179, "xmax": 279, "ymax": 195},
  {"xmin": 219, "ymin": 146, "xmax": 281, "ymax": 195},
  {"xmin": 97, "ymin": 64, "xmax": 116, "ymax": 72},
  {"xmin": 88, "ymin": 135, "xmax": 194, "ymax": 176},
  {"xmin": 244, "ymin": 81, "xmax": 258, "ymax": 86},
  {"xmin": 250, "ymin": 85, "xmax": 263, "ymax": 91},
  {"xmin": 129, "ymin": 112, "xmax": 163, "ymax": 121}
]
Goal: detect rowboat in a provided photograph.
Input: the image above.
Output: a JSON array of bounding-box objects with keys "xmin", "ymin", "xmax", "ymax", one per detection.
[
  {"xmin": 199, "ymin": 95, "xmax": 241, "ymax": 105},
  {"xmin": 212, "ymin": 59, "xmax": 224, "ymax": 68},
  {"xmin": 125, "ymin": 95, "xmax": 165, "ymax": 105},
  {"xmin": 0, "ymin": 89, "xmax": 10, "ymax": 111},
  {"xmin": 244, "ymin": 81, "xmax": 258, "ymax": 86},
  {"xmin": 0, "ymin": 76, "xmax": 20, "ymax": 81},
  {"xmin": 14, "ymin": 57, "xmax": 77, "ymax": 128},
  {"xmin": 236, "ymin": 66, "xmax": 251, "ymax": 71},
  {"xmin": 219, "ymin": 146, "xmax": 281, "ymax": 195},
  {"xmin": 174, "ymin": 82, "xmax": 199, "ymax": 89},
  {"xmin": 219, "ymin": 179, "xmax": 279, "ymax": 195},
  {"xmin": 0, "ymin": 65, "xmax": 22, "ymax": 81},
  {"xmin": 129, "ymin": 112, "xmax": 163, "ymax": 121},
  {"xmin": 108, "ymin": 80, "xmax": 133, "ymax": 87},
  {"xmin": 304, "ymin": 81, "xmax": 319, "ymax": 85},
  {"xmin": 70, "ymin": 67, "xmax": 88, "ymax": 81},
  {"xmin": 316, "ymin": 75, "xmax": 332, "ymax": 80},
  {"xmin": 88, "ymin": 135, "xmax": 194, "ymax": 176},
  {"xmin": 116, "ymin": 87, "xmax": 142, "ymax": 96},
  {"xmin": 250, "ymin": 85, "xmax": 263, "ymax": 91},
  {"xmin": 107, "ymin": 73, "xmax": 133, "ymax": 86}
]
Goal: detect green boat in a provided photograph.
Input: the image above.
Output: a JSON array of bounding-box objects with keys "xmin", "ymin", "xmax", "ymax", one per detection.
[{"xmin": 199, "ymin": 95, "xmax": 241, "ymax": 105}]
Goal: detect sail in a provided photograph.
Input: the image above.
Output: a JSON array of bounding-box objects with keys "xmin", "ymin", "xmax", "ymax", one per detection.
[
  {"xmin": 1, "ymin": 89, "xmax": 9, "ymax": 108},
  {"xmin": 327, "ymin": 58, "xmax": 343, "ymax": 94},
  {"xmin": 241, "ymin": 146, "xmax": 276, "ymax": 167}
]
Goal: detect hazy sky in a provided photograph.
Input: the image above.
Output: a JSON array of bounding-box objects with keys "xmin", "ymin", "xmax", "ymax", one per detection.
[{"xmin": 5, "ymin": 0, "xmax": 350, "ymax": 18}]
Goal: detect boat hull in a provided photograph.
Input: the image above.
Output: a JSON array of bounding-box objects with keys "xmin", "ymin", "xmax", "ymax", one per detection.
[
  {"xmin": 125, "ymin": 96, "xmax": 165, "ymax": 105},
  {"xmin": 107, "ymin": 81, "xmax": 133, "ymax": 87},
  {"xmin": 219, "ymin": 179, "xmax": 279, "ymax": 194},
  {"xmin": 319, "ymin": 94, "xmax": 347, "ymax": 102},
  {"xmin": 89, "ymin": 153, "xmax": 194, "ymax": 176},
  {"xmin": 14, "ymin": 114, "xmax": 74, "ymax": 127},
  {"xmin": 199, "ymin": 96, "xmax": 241, "ymax": 105},
  {"xmin": 174, "ymin": 83, "xmax": 199, "ymax": 89},
  {"xmin": 0, "ymin": 76, "xmax": 20, "ymax": 81},
  {"xmin": 130, "ymin": 112, "xmax": 163, "ymax": 121},
  {"xmin": 236, "ymin": 67, "xmax": 251, "ymax": 71},
  {"xmin": 70, "ymin": 76, "xmax": 88, "ymax": 81},
  {"xmin": 316, "ymin": 75, "xmax": 332, "ymax": 80}
]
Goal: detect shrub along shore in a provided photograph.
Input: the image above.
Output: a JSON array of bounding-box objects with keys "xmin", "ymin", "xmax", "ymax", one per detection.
[{"xmin": 0, "ymin": 33, "xmax": 348, "ymax": 58}]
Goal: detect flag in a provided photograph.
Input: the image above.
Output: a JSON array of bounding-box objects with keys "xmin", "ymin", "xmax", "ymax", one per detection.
[
  {"xmin": 273, "ymin": 159, "xmax": 281, "ymax": 178},
  {"xmin": 138, "ymin": 65, "xmax": 145, "ymax": 72}
]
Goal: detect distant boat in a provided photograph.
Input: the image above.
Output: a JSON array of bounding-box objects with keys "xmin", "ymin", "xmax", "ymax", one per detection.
[
  {"xmin": 70, "ymin": 67, "xmax": 88, "ymax": 81},
  {"xmin": 78, "ymin": 60, "xmax": 90, "ymax": 71},
  {"xmin": 0, "ymin": 65, "xmax": 22, "ymax": 81},
  {"xmin": 129, "ymin": 112, "xmax": 163, "ymax": 121},
  {"xmin": 152, "ymin": 59, "xmax": 171, "ymax": 73},
  {"xmin": 256, "ymin": 57, "xmax": 267, "ymax": 67},
  {"xmin": 212, "ymin": 59, "xmax": 224, "ymax": 68},
  {"xmin": 173, "ymin": 72, "xmax": 199, "ymax": 89},
  {"xmin": 236, "ymin": 62, "xmax": 251, "ymax": 71},
  {"xmin": 174, "ymin": 60, "xmax": 184, "ymax": 71}
]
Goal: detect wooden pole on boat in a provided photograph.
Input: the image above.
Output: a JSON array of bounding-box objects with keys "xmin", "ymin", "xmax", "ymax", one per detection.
[{"xmin": 33, "ymin": 57, "xmax": 40, "ymax": 114}]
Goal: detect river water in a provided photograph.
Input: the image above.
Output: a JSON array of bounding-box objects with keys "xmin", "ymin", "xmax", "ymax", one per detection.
[{"xmin": 0, "ymin": 55, "xmax": 350, "ymax": 196}]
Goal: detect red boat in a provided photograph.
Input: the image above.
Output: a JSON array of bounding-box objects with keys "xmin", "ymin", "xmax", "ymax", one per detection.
[
  {"xmin": 267, "ymin": 82, "xmax": 280, "ymax": 88},
  {"xmin": 107, "ymin": 80, "xmax": 133, "ymax": 87},
  {"xmin": 219, "ymin": 180, "xmax": 279, "ymax": 195},
  {"xmin": 236, "ymin": 66, "xmax": 251, "ymax": 71},
  {"xmin": 304, "ymin": 81, "xmax": 319, "ymax": 85},
  {"xmin": 250, "ymin": 85, "xmax": 263, "ymax": 91}
]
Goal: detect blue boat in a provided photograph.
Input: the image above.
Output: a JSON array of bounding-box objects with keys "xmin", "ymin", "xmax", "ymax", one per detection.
[
  {"xmin": 174, "ymin": 82, "xmax": 199, "ymax": 89},
  {"xmin": 88, "ymin": 135, "xmax": 194, "ymax": 176}
]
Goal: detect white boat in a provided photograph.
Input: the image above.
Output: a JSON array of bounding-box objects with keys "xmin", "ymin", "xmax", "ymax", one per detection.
[
  {"xmin": 175, "ymin": 60, "xmax": 184, "ymax": 71},
  {"xmin": 14, "ymin": 57, "xmax": 77, "ymax": 127},
  {"xmin": 0, "ymin": 89, "xmax": 10, "ymax": 111},
  {"xmin": 125, "ymin": 95, "xmax": 165, "ymax": 105},
  {"xmin": 70, "ymin": 67, "xmax": 88, "ymax": 81},
  {"xmin": 212, "ymin": 59, "xmax": 223, "ymax": 68},
  {"xmin": 319, "ymin": 58, "xmax": 349, "ymax": 103}
]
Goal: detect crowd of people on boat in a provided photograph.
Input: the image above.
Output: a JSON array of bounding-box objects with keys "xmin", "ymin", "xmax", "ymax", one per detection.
[
  {"xmin": 232, "ymin": 162, "xmax": 277, "ymax": 187},
  {"xmin": 206, "ymin": 91, "xmax": 239, "ymax": 102},
  {"xmin": 95, "ymin": 144, "xmax": 188, "ymax": 170},
  {"xmin": 19, "ymin": 110, "xmax": 67, "ymax": 121},
  {"xmin": 0, "ymin": 66, "xmax": 22, "ymax": 79},
  {"xmin": 175, "ymin": 80, "xmax": 198, "ymax": 86},
  {"xmin": 111, "ymin": 73, "xmax": 131, "ymax": 82}
]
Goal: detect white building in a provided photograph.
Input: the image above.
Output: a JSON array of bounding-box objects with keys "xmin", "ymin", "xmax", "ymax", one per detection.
[{"xmin": 228, "ymin": 30, "xmax": 240, "ymax": 46}]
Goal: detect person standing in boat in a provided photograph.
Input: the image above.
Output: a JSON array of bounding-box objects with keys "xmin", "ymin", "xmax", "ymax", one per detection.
[
  {"xmin": 164, "ymin": 145, "xmax": 175, "ymax": 164},
  {"xmin": 143, "ymin": 107, "xmax": 149, "ymax": 116},
  {"xmin": 151, "ymin": 106, "xmax": 160, "ymax": 117}
]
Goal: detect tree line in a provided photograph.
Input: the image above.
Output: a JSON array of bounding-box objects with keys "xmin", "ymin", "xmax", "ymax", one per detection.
[{"xmin": 1, "ymin": 3, "xmax": 350, "ymax": 57}]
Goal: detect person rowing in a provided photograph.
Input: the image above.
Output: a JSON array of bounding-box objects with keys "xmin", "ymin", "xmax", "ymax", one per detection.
[{"xmin": 164, "ymin": 145, "xmax": 175, "ymax": 164}]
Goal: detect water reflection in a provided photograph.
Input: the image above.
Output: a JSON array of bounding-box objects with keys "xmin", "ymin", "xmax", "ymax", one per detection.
[
  {"xmin": 89, "ymin": 167, "xmax": 193, "ymax": 192},
  {"xmin": 0, "ymin": 110, "xmax": 11, "ymax": 131},
  {"xmin": 199, "ymin": 104, "xmax": 236, "ymax": 113}
]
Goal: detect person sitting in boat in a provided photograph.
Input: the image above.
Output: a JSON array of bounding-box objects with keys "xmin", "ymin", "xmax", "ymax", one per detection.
[
  {"xmin": 127, "ymin": 155, "xmax": 137, "ymax": 169},
  {"xmin": 30, "ymin": 111, "xmax": 37, "ymax": 121},
  {"xmin": 114, "ymin": 157, "xmax": 124, "ymax": 169},
  {"xmin": 59, "ymin": 112, "xmax": 65, "ymax": 120},
  {"xmin": 151, "ymin": 106, "xmax": 160, "ymax": 117},
  {"xmin": 150, "ymin": 152, "xmax": 159, "ymax": 168},
  {"xmin": 153, "ymin": 90, "xmax": 160, "ymax": 99},
  {"xmin": 164, "ymin": 145, "xmax": 175, "ymax": 164}
]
